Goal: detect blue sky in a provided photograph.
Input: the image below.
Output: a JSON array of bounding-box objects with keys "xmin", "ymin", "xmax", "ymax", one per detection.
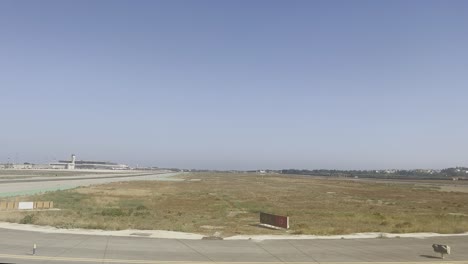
[{"xmin": 1, "ymin": 0, "xmax": 467, "ymax": 170}]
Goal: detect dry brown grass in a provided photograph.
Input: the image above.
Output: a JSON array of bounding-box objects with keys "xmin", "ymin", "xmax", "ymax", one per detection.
[{"xmin": 1, "ymin": 172, "xmax": 467, "ymax": 236}]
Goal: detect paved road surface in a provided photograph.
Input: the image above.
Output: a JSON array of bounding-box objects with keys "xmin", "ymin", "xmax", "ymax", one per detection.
[
  {"xmin": 0, "ymin": 228, "xmax": 467, "ymax": 263},
  {"xmin": 0, "ymin": 171, "xmax": 181, "ymax": 197}
]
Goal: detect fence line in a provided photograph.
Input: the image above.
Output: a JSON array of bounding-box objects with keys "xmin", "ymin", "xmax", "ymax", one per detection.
[{"xmin": 0, "ymin": 201, "xmax": 54, "ymax": 210}]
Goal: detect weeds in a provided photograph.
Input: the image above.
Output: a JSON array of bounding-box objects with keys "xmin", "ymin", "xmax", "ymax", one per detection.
[
  {"xmin": 1, "ymin": 173, "xmax": 467, "ymax": 236},
  {"xmin": 20, "ymin": 214, "xmax": 35, "ymax": 224},
  {"xmin": 101, "ymin": 208, "xmax": 125, "ymax": 217}
]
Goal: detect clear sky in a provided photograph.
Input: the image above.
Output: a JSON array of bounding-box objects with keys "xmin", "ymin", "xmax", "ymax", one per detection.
[{"xmin": 1, "ymin": 0, "xmax": 467, "ymax": 170}]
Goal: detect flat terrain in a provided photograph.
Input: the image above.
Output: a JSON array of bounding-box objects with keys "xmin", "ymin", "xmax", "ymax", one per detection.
[
  {"xmin": 0, "ymin": 170, "xmax": 178, "ymax": 197},
  {"xmin": 0, "ymin": 227, "xmax": 468, "ymax": 263},
  {"xmin": 1, "ymin": 173, "xmax": 467, "ymax": 236},
  {"xmin": 0, "ymin": 169, "xmax": 110, "ymax": 179}
]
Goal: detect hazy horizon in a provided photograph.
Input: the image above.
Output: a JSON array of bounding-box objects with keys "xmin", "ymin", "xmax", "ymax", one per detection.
[
  {"xmin": 1, "ymin": 1, "xmax": 467, "ymax": 170},
  {"xmin": 0, "ymin": 151, "xmax": 464, "ymax": 171}
]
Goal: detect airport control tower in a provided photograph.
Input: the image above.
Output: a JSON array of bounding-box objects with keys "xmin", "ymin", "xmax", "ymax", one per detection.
[{"xmin": 68, "ymin": 154, "xmax": 76, "ymax": 170}]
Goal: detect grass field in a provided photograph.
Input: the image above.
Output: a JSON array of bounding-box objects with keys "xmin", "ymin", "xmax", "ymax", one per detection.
[{"xmin": 1, "ymin": 172, "xmax": 467, "ymax": 236}]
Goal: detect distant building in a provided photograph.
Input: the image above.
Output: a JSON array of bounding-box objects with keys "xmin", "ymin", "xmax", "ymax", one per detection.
[
  {"xmin": 0, "ymin": 163, "xmax": 52, "ymax": 169},
  {"xmin": 51, "ymin": 154, "xmax": 129, "ymax": 170}
]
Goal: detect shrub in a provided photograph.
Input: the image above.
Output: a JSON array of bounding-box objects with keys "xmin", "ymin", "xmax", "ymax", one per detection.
[
  {"xmin": 20, "ymin": 214, "xmax": 35, "ymax": 224},
  {"xmin": 395, "ymin": 221, "xmax": 412, "ymax": 228},
  {"xmin": 136, "ymin": 205, "xmax": 147, "ymax": 211},
  {"xmin": 101, "ymin": 208, "xmax": 125, "ymax": 217},
  {"xmin": 133, "ymin": 211, "xmax": 150, "ymax": 217}
]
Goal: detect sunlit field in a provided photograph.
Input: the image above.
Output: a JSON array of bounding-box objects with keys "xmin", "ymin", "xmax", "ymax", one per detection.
[{"xmin": 1, "ymin": 173, "xmax": 467, "ymax": 237}]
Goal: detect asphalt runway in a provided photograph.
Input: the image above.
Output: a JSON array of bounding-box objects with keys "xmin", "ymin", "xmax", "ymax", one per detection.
[
  {"xmin": 0, "ymin": 228, "xmax": 467, "ymax": 264},
  {"xmin": 0, "ymin": 171, "xmax": 181, "ymax": 197}
]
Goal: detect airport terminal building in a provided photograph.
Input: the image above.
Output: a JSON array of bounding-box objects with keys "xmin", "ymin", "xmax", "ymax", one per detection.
[{"xmin": 50, "ymin": 154, "xmax": 129, "ymax": 170}]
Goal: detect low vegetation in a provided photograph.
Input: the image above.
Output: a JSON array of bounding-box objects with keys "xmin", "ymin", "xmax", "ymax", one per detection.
[{"xmin": 1, "ymin": 173, "xmax": 468, "ymax": 236}]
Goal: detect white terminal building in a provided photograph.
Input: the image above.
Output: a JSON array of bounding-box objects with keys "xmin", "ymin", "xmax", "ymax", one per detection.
[{"xmin": 50, "ymin": 154, "xmax": 129, "ymax": 170}]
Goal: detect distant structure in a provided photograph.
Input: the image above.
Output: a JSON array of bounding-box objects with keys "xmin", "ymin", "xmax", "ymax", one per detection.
[
  {"xmin": 50, "ymin": 154, "xmax": 129, "ymax": 170},
  {"xmin": 0, "ymin": 163, "xmax": 50, "ymax": 170},
  {"xmin": 0, "ymin": 154, "xmax": 129, "ymax": 170},
  {"xmin": 68, "ymin": 154, "xmax": 76, "ymax": 170}
]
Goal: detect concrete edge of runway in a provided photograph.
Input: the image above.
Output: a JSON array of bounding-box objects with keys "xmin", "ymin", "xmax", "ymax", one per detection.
[{"xmin": 1, "ymin": 222, "xmax": 468, "ymax": 241}]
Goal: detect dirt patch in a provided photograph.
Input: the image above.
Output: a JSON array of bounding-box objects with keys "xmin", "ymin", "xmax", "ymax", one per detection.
[
  {"xmin": 227, "ymin": 210, "xmax": 247, "ymax": 217},
  {"xmin": 200, "ymin": 225, "xmax": 225, "ymax": 230},
  {"xmin": 439, "ymin": 185, "xmax": 468, "ymax": 193}
]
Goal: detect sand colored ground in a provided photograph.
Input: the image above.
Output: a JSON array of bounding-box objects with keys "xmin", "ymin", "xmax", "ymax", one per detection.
[{"xmin": 1, "ymin": 172, "xmax": 467, "ymax": 237}]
